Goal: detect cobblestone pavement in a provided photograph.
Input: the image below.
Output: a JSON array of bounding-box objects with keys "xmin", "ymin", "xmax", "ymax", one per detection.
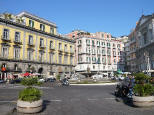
[{"xmin": 0, "ymin": 83, "xmax": 154, "ymax": 115}]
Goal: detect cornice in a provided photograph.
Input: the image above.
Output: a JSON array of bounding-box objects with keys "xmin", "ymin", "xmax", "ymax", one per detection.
[{"xmin": 0, "ymin": 18, "xmax": 75, "ymax": 43}]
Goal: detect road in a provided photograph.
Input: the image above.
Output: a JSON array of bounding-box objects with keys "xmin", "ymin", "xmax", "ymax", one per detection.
[{"xmin": 0, "ymin": 84, "xmax": 154, "ymax": 115}]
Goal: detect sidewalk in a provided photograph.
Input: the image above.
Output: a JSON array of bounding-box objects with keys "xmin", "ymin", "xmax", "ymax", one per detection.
[{"xmin": 0, "ymin": 102, "xmax": 16, "ymax": 115}]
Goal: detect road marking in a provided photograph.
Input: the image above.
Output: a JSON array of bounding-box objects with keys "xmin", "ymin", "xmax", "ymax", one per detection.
[
  {"xmin": 88, "ymin": 99, "xmax": 98, "ymax": 101},
  {"xmin": 50, "ymin": 99, "xmax": 62, "ymax": 102},
  {"xmin": 104, "ymin": 97, "xmax": 115, "ymax": 100}
]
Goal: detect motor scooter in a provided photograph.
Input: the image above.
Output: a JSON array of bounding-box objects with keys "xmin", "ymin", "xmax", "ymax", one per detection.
[{"xmin": 61, "ymin": 78, "xmax": 69, "ymax": 86}]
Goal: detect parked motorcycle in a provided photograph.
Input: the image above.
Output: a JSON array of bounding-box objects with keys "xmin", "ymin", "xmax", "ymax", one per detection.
[{"xmin": 61, "ymin": 78, "xmax": 69, "ymax": 86}]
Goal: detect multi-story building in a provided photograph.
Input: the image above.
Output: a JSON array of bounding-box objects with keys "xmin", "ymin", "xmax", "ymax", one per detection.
[
  {"xmin": 0, "ymin": 12, "xmax": 75, "ymax": 80},
  {"xmin": 127, "ymin": 30, "xmax": 137, "ymax": 72},
  {"xmin": 66, "ymin": 30, "xmax": 125, "ymax": 76},
  {"xmin": 135, "ymin": 13, "xmax": 154, "ymax": 76}
]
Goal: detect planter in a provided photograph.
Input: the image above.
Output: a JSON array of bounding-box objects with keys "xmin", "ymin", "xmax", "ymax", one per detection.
[
  {"xmin": 17, "ymin": 99, "xmax": 43, "ymax": 113},
  {"xmin": 133, "ymin": 96, "xmax": 154, "ymax": 107}
]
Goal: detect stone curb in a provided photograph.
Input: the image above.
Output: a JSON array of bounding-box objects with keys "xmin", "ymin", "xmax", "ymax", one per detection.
[{"xmin": 70, "ymin": 82, "xmax": 118, "ymax": 86}]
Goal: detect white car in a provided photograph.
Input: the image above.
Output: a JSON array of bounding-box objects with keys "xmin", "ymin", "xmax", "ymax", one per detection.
[
  {"xmin": 92, "ymin": 74, "xmax": 103, "ymax": 80},
  {"xmin": 38, "ymin": 78, "xmax": 45, "ymax": 82}
]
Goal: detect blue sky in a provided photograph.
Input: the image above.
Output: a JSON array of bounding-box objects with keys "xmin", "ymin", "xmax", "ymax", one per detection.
[{"xmin": 0, "ymin": 0, "xmax": 154, "ymax": 37}]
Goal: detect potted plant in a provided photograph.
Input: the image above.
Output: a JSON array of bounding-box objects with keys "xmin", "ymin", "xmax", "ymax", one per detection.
[
  {"xmin": 132, "ymin": 72, "xmax": 154, "ymax": 107},
  {"xmin": 17, "ymin": 77, "xmax": 43, "ymax": 113}
]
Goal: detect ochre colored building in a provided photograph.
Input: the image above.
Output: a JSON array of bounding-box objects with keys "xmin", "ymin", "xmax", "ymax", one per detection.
[{"xmin": 0, "ymin": 12, "xmax": 75, "ymax": 80}]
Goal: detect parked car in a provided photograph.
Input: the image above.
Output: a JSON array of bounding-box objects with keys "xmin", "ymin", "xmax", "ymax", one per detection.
[
  {"xmin": 38, "ymin": 78, "xmax": 45, "ymax": 82},
  {"xmin": 10, "ymin": 78, "xmax": 22, "ymax": 84},
  {"xmin": 92, "ymin": 74, "xmax": 103, "ymax": 80},
  {"xmin": 46, "ymin": 75, "xmax": 56, "ymax": 82},
  {"xmin": 0, "ymin": 79, "xmax": 5, "ymax": 83}
]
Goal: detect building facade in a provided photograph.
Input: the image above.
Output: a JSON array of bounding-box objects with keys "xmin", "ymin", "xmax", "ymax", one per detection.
[
  {"xmin": 66, "ymin": 30, "xmax": 125, "ymax": 76},
  {"xmin": 0, "ymin": 12, "xmax": 75, "ymax": 80},
  {"xmin": 135, "ymin": 14, "xmax": 154, "ymax": 75},
  {"xmin": 127, "ymin": 30, "xmax": 137, "ymax": 72}
]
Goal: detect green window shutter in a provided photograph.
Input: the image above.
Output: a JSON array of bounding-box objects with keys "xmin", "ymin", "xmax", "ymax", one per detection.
[
  {"xmin": 32, "ymin": 21, "xmax": 34, "ymax": 28},
  {"xmin": 29, "ymin": 20, "xmax": 31, "ymax": 26}
]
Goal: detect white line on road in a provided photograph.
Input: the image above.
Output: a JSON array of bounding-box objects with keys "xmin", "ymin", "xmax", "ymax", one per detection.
[
  {"xmin": 104, "ymin": 97, "xmax": 115, "ymax": 100},
  {"xmin": 88, "ymin": 99, "xmax": 98, "ymax": 101},
  {"xmin": 50, "ymin": 99, "xmax": 62, "ymax": 102}
]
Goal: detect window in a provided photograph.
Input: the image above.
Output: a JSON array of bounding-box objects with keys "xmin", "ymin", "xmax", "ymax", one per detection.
[
  {"xmin": 114, "ymin": 59, "xmax": 116, "ymax": 64},
  {"xmin": 64, "ymin": 55, "xmax": 68, "ymax": 64},
  {"xmin": 28, "ymin": 35, "xmax": 33, "ymax": 45},
  {"xmin": 143, "ymin": 33, "xmax": 147, "ymax": 44},
  {"xmin": 92, "ymin": 48, "xmax": 96, "ymax": 54},
  {"xmin": 59, "ymin": 55, "xmax": 62, "ymax": 64},
  {"xmin": 39, "ymin": 52, "xmax": 44, "ymax": 62},
  {"xmin": 14, "ymin": 48, "xmax": 20, "ymax": 59},
  {"xmin": 107, "ymin": 43, "xmax": 110, "ymax": 47},
  {"xmin": 102, "ymin": 57, "xmax": 106, "ymax": 64},
  {"xmin": 113, "ymin": 51, "xmax": 116, "ymax": 56},
  {"xmin": 86, "ymin": 39, "xmax": 90, "ymax": 45},
  {"xmin": 50, "ymin": 27, "xmax": 54, "ymax": 34},
  {"xmin": 92, "ymin": 57, "xmax": 96, "ymax": 63},
  {"xmin": 107, "ymin": 34, "xmax": 110, "ymax": 38},
  {"xmin": 97, "ymin": 57, "xmax": 101, "ymax": 64},
  {"xmin": 86, "ymin": 57, "xmax": 89, "ymax": 62},
  {"xmin": 117, "ymin": 44, "xmax": 120, "ymax": 48},
  {"xmin": 3, "ymin": 29, "xmax": 9, "ymax": 40},
  {"xmin": 107, "ymin": 49, "xmax": 111, "ymax": 55},
  {"xmin": 97, "ymin": 41, "xmax": 100, "ymax": 46},
  {"xmin": 78, "ymin": 40, "xmax": 82, "ymax": 45},
  {"xmin": 29, "ymin": 20, "xmax": 34, "ymax": 28},
  {"xmin": 64, "ymin": 44, "xmax": 67, "ymax": 52},
  {"xmin": 102, "ymin": 42, "xmax": 105, "ymax": 47},
  {"xmin": 50, "ymin": 41, "xmax": 54, "ymax": 49},
  {"xmin": 70, "ymin": 46, "xmax": 73, "ymax": 52},
  {"xmin": 70, "ymin": 56, "xmax": 73, "ymax": 64},
  {"xmin": 27, "ymin": 50, "xmax": 33, "ymax": 61},
  {"xmin": 59, "ymin": 43, "xmax": 62, "ymax": 50},
  {"xmin": 102, "ymin": 34, "xmax": 104, "ymax": 38},
  {"xmin": 113, "ymin": 43, "xmax": 115, "ymax": 48},
  {"xmin": 92, "ymin": 40, "xmax": 95, "ymax": 46},
  {"xmin": 108, "ymin": 57, "xmax": 111, "ymax": 64},
  {"xmin": 97, "ymin": 48, "xmax": 100, "ymax": 54},
  {"xmin": 40, "ymin": 24, "xmax": 45, "ymax": 31},
  {"xmin": 49, "ymin": 53, "xmax": 54, "ymax": 63},
  {"xmin": 102, "ymin": 49, "xmax": 105, "ymax": 55},
  {"xmin": 86, "ymin": 47, "xmax": 90, "ymax": 54},
  {"xmin": 40, "ymin": 38, "xmax": 44, "ymax": 47},
  {"xmin": 15, "ymin": 32, "xmax": 20, "ymax": 42},
  {"xmin": 2, "ymin": 46, "xmax": 9, "ymax": 57},
  {"xmin": 78, "ymin": 55, "xmax": 82, "ymax": 63}
]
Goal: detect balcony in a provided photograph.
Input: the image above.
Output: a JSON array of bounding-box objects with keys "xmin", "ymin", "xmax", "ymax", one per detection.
[
  {"xmin": 49, "ymin": 46, "xmax": 55, "ymax": 50},
  {"xmin": 39, "ymin": 45, "xmax": 46, "ymax": 49},
  {"xmin": 14, "ymin": 40, "xmax": 22, "ymax": 45},
  {"xmin": 27, "ymin": 42, "xmax": 34, "ymax": 47},
  {"xmin": 86, "ymin": 42, "xmax": 90, "ymax": 46},
  {"xmin": 58, "ymin": 47, "xmax": 63, "ymax": 51},
  {"xmin": 1, "ymin": 36, "xmax": 11, "ymax": 42},
  {"xmin": 70, "ymin": 49, "xmax": 74, "ymax": 54},
  {"xmin": 64, "ymin": 48, "xmax": 69, "ymax": 53}
]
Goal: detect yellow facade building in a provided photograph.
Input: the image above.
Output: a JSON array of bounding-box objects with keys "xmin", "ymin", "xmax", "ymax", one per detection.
[{"xmin": 0, "ymin": 12, "xmax": 75, "ymax": 80}]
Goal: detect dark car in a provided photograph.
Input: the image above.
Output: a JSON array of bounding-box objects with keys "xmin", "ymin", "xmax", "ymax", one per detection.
[
  {"xmin": 0, "ymin": 79, "xmax": 5, "ymax": 83},
  {"xmin": 10, "ymin": 78, "xmax": 22, "ymax": 84}
]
